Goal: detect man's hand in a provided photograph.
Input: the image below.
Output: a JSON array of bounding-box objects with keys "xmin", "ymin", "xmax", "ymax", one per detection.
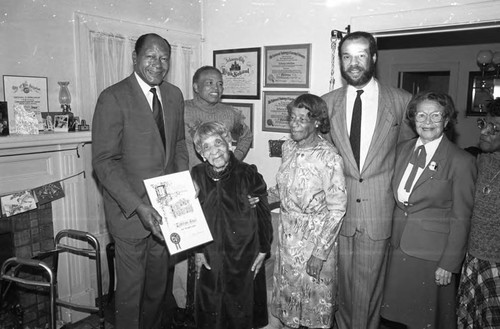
[
  {"xmin": 251, "ymin": 252, "xmax": 267, "ymax": 279},
  {"xmin": 135, "ymin": 203, "xmax": 164, "ymax": 241},
  {"xmin": 195, "ymin": 253, "xmax": 211, "ymax": 279}
]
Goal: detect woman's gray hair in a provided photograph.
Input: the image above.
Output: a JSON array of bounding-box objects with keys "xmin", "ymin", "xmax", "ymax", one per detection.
[{"xmin": 193, "ymin": 121, "xmax": 232, "ymax": 155}]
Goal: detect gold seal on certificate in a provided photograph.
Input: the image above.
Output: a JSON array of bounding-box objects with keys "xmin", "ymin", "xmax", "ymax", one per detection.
[{"xmin": 144, "ymin": 171, "xmax": 213, "ymax": 255}]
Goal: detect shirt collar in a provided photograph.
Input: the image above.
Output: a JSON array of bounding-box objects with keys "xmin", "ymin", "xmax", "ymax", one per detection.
[
  {"xmin": 347, "ymin": 77, "xmax": 376, "ymax": 95},
  {"xmin": 134, "ymin": 72, "xmax": 160, "ymax": 96}
]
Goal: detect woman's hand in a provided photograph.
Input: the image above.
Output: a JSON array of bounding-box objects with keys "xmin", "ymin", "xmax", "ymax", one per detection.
[
  {"xmin": 195, "ymin": 253, "xmax": 211, "ymax": 279},
  {"xmin": 251, "ymin": 252, "xmax": 267, "ymax": 279},
  {"xmin": 434, "ymin": 267, "xmax": 452, "ymax": 286},
  {"xmin": 306, "ymin": 255, "xmax": 324, "ymax": 280},
  {"xmin": 247, "ymin": 195, "xmax": 260, "ymax": 208}
]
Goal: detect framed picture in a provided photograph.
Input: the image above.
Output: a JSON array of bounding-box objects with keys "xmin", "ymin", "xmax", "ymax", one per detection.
[
  {"xmin": 213, "ymin": 47, "xmax": 261, "ymax": 99},
  {"xmin": 53, "ymin": 114, "xmax": 69, "ymax": 132},
  {"xmin": 0, "ymin": 101, "xmax": 8, "ymax": 136},
  {"xmin": 2, "ymin": 75, "xmax": 48, "ymax": 133},
  {"xmin": 466, "ymin": 71, "xmax": 496, "ymax": 116},
  {"xmin": 264, "ymin": 44, "xmax": 311, "ymax": 88},
  {"xmin": 223, "ymin": 102, "xmax": 254, "ymax": 148},
  {"xmin": 262, "ymin": 91, "xmax": 307, "ymax": 133}
]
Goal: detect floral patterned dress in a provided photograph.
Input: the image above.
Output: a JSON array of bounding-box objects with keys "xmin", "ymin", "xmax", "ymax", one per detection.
[{"xmin": 268, "ymin": 137, "xmax": 347, "ymax": 328}]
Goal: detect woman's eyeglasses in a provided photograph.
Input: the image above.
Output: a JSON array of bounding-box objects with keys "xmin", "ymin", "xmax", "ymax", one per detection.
[
  {"xmin": 415, "ymin": 111, "xmax": 444, "ymax": 123},
  {"xmin": 288, "ymin": 116, "xmax": 312, "ymax": 124},
  {"xmin": 477, "ymin": 118, "xmax": 500, "ymax": 136}
]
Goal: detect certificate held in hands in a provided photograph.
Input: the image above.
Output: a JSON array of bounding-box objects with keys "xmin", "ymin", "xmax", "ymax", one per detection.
[{"xmin": 144, "ymin": 171, "xmax": 212, "ymax": 255}]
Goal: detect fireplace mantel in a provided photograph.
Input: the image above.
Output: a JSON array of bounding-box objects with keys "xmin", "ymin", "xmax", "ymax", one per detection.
[
  {"xmin": 0, "ymin": 131, "xmax": 98, "ymax": 324},
  {"xmin": 0, "ymin": 131, "xmax": 91, "ymax": 156}
]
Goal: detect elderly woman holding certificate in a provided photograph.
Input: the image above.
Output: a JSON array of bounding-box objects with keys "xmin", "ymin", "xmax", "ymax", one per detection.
[{"xmin": 192, "ymin": 121, "xmax": 273, "ymax": 329}]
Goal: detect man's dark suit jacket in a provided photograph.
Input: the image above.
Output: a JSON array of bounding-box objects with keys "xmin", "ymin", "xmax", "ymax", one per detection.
[{"xmin": 92, "ymin": 73, "xmax": 189, "ymax": 239}]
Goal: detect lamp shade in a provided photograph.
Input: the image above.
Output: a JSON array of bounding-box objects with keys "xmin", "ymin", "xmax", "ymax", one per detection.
[{"xmin": 477, "ymin": 50, "xmax": 493, "ymax": 65}]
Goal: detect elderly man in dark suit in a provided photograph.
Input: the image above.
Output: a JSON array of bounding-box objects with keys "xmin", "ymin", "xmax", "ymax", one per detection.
[
  {"xmin": 322, "ymin": 31, "xmax": 415, "ymax": 329},
  {"xmin": 92, "ymin": 33, "xmax": 188, "ymax": 329}
]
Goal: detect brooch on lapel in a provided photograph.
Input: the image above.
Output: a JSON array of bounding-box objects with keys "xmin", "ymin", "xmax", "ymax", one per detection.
[{"xmin": 429, "ymin": 161, "xmax": 438, "ymax": 171}]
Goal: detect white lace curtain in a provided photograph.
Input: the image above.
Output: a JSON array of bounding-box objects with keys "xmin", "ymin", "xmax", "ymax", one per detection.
[
  {"xmin": 90, "ymin": 31, "xmax": 196, "ymax": 103},
  {"xmin": 75, "ymin": 13, "xmax": 200, "ymax": 123}
]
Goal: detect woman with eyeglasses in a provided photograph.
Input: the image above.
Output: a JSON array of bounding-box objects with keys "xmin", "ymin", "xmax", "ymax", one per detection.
[
  {"xmin": 380, "ymin": 91, "xmax": 477, "ymax": 329},
  {"xmin": 267, "ymin": 94, "xmax": 347, "ymax": 329},
  {"xmin": 457, "ymin": 97, "xmax": 500, "ymax": 329}
]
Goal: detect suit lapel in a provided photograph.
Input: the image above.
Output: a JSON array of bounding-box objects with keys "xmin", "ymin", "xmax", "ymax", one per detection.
[
  {"xmin": 331, "ymin": 88, "xmax": 359, "ymax": 171},
  {"xmin": 412, "ymin": 136, "xmax": 450, "ymax": 191},
  {"xmin": 159, "ymin": 82, "xmax": 172, "ymax": 162},
  {"xmin": 129, "ymin": 75, "xmax": 166, "ymax": 158},
  {"xmin": 362, "ymin": 84, "xmax": 395, "ymax": 173},
  {"xmin": 392, "ymin": 139, "xmax": 417, "ymax": 201}
]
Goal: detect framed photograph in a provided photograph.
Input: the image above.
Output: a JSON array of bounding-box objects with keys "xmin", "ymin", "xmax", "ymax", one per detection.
[
  {"xmin": 53, "ymin": 114, "xmax": 69, "ymax": 132},
  {"xmin": 262, "ymin": 91, "xmax": 307, "ymax": 133},
  {"xmin": 3, "ymin": 75, "xmax": 48, "ymax": 132},
  {"xmin": 223, "ymin": 102, "xmax": 254, "ymax": 148},
  {"xmin": 213, "ymin": 47, "xmax": 261, "ymax": 99},
  {"xmin": 264, "ymin": 44, "xmax": 311, "ymax": 88},
  {"xmin": 0, "ymin": 101, "xmax": 8, "ymax": 136},
  {"xmin": 466, "ymin": 71, "xmax": 496, "ymax": 116}
]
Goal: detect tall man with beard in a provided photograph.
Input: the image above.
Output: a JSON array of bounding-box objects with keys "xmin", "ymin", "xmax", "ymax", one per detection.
[{"xmin": 322, "ymin": 31, "xmax": 415, "ymax": 329}]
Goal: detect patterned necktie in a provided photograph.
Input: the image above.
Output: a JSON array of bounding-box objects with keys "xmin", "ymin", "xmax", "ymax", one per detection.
[
  {"xmin": 350, "ymin": 89, "xmax": 364, "ymax": 169},
  {"xmin": 404, "ymin": 145, "xmax": 427, "ymax": 193},
  {"xmin": 150, "ymin": 87, "xmax": 165, "ymax": 147}
]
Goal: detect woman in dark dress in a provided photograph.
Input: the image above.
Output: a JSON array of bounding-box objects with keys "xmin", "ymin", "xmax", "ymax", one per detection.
[{"xmin": 192, "ymin": 121, "xmax": 273, "ymax": 329}]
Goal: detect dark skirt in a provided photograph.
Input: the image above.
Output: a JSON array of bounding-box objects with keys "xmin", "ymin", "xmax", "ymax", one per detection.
[{"xmin": 381, "ymin": 246, "xmax": 457, "ymax": 329}]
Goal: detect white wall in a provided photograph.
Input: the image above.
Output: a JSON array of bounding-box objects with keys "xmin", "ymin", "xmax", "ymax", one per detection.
[
  {"xmin": 201, "ymin": 0, "xmax": 499, "ymax": 185},
  {"xmin": 0, "ymin": 0, "xmax": 202, "ymax": 121}
]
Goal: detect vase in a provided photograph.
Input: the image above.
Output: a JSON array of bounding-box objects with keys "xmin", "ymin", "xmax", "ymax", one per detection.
[
  {"xmin": 57, "ymin": 81, "xmax": 75, "ymax": 131},
  {"xmin": 58, "ymin": 81, "xmax": 71, "ymax": 112}
]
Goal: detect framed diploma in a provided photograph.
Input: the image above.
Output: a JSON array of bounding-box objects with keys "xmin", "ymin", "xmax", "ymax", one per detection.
[
  {"xmin": 262, "ymin": 91, "xmax": 307, "ymax": 133},
  {"xmin": 3, "ymin": 75, "xmax": 48, "ymax": 133},
  {"xmin": 264, "ymin": 44, "xmax": 311, "ymax": 88},
  {"xmin": 144, "ymin": 171, "xmax": 213, "ymax": 255},
  {"xmin": 213, "ymin": 47, "xmax": 261, "ymax": 99},
  {"xmin": 223, "ymin": 102, "xmax": 254, "ymax": 148}
]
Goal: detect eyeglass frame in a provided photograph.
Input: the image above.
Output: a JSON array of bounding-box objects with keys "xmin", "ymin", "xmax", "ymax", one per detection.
[
  {"xmin": 414, "ymin": 111, "xmax": 445, "ymax": 123},
  {"xmin": 477, "ymin": 118, "xmax": 500, "ymax": 136},
  {"xmin": 287, "ymin": 114, "xmax": 314, "ymax": 125}
]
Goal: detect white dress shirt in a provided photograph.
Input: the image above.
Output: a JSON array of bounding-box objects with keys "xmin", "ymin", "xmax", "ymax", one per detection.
[
  {"xmin": 397, "ymin": 135, "xmax": 443, "ymax": 203},
  {"xmin": 346, "ymin": 78, "xmax": 379, "ymax": 171},
  {"xmin": 134, "ymin": 72, "xmax": 163, "ymax": 111}
]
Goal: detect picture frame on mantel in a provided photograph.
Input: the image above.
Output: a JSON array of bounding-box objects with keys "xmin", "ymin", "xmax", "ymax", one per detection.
[
  {"xmin": 3, "ymin": 75, "xmax": 48, "ymax": 133},
  {"xmin": 213, "ymin": 47, "xmax": 261, "ymax": 99}
]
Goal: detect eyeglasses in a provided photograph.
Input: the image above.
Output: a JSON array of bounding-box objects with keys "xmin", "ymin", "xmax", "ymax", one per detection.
[
  {"xmin": 288, "ymin": 115, "xmax": 312, "ymax": 124},
  {"xmin": 477, "ymin": 118, "xmax": 500, "ymax": 136},
  {"xmin": 415, "ymin": 111, "xmax": 445, "ymax": 123}
]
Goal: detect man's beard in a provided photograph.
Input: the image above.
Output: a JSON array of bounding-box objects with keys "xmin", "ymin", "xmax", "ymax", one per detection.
[{"xmin": 341, "ymin": 60, "xmax": 375, "ymax": 87}]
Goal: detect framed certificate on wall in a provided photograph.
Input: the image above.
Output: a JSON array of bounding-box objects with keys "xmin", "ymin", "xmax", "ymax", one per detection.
[
  {"xmin": 264, "ymin": 44, "xmax": 311, "ymax": 88},
  {"xmin": 213, "ymin": 47, "xmax": 261, "ymax": 99}
]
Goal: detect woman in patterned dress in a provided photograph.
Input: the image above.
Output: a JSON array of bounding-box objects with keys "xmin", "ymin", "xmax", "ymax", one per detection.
[{"xmin": 268, "ymin": 94, "xmax": 347, "ymax": 329}]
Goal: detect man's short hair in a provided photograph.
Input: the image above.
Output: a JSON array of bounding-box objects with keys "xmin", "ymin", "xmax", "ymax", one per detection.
[
  {"xmin": 134, "ymin": 33, "xmax": 171, "ymax": 58},
  {"xmin": 338, "ymin": 31, "xmax": 378, "ymax": 59}
]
